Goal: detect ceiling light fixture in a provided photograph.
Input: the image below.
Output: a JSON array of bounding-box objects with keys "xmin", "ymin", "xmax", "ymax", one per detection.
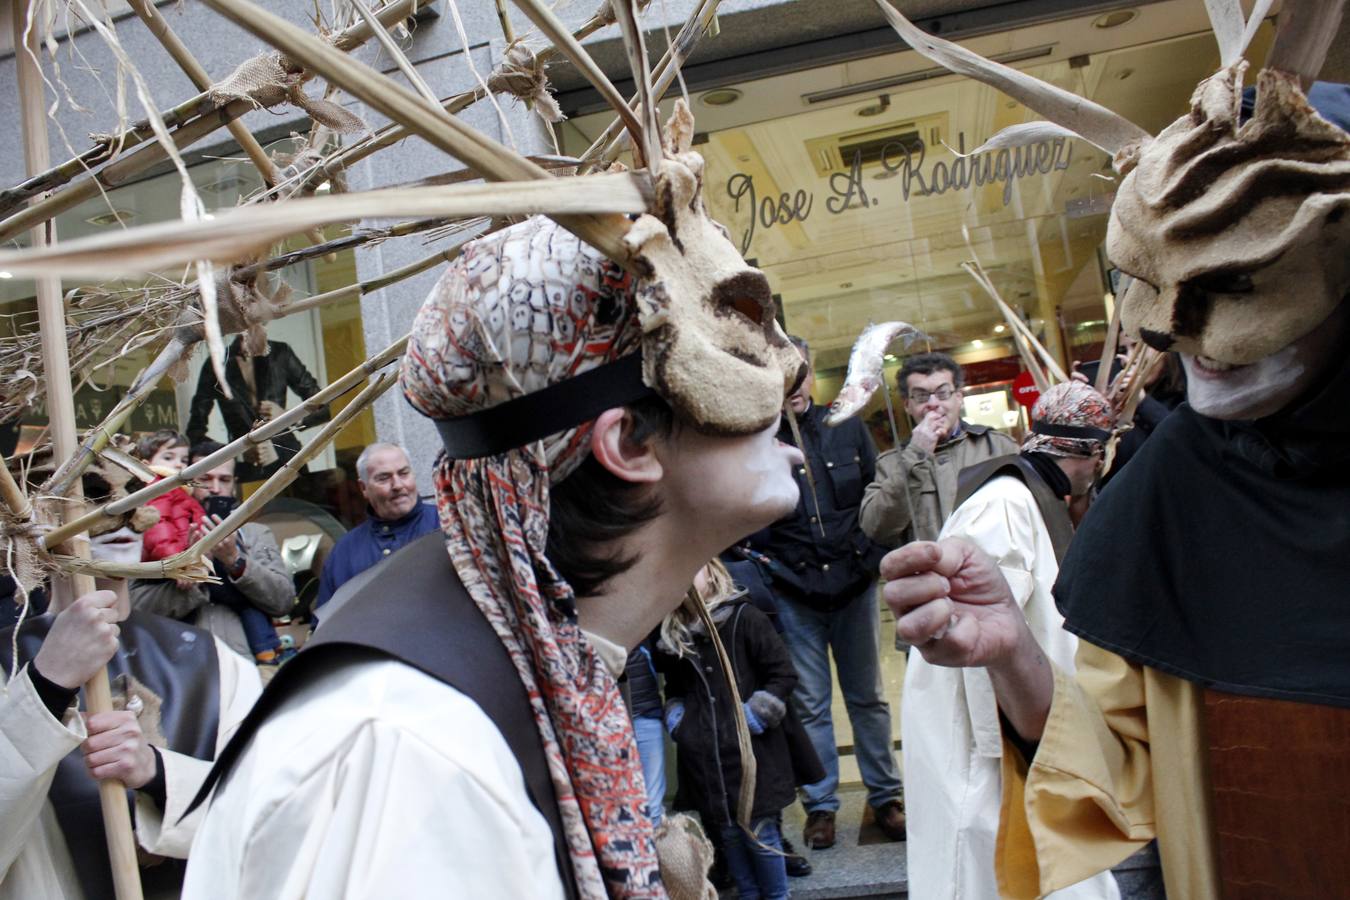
[
  {"xmin": 1093, "ymin": 10, "xmax": 1138, "ymax": 29},
  {"xmin": 856, "ymin": 95, "xmax": 891, "ymax": 118},
  {"xmin": 972, "ymin": 339, "xmax": 984, "ymax": 348},
  {"xmin": 0, "ymin": 271, "xmax": 12, "ymax": 279},
  {"xmin": 700, "ymin": 88, "xmax": 742, "ymax": 107},
  {"xmin": 993, "ymin": 324, "xmax": 1006, "ymax": 333}
]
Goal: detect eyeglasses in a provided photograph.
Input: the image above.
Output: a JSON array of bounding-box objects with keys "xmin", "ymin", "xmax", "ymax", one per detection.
[{"xmin": 907, "ymin": 386, "xmax": 957, "ymax": 403}]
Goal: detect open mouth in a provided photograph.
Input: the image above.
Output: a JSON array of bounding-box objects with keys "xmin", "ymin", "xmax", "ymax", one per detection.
[{"xmin": 1193, "ymin": 355, "xmax": 1241, "ymax": 374}]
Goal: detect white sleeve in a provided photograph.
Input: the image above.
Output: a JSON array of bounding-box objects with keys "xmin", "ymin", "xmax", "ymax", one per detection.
[
  {"xmin": 939, "ymin": 486, "xmax": 1039, "ymax": 608},
  {"xmin": 0, "ymin": 665, "xmax": 86, "ymax": 875},
  {"xmin": 134, "ymin": 639, "xmax": 263, "ymax": 858},
  {"xmin": 940, "ymin": 484, "xmax": 1041, "ymax": 759},
  {"xmin": 237, "ymin": 719, "xmax": 566, "ymax": 900}
]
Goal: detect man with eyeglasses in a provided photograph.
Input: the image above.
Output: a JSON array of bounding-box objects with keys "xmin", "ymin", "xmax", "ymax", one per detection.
[{"xmin": 860, "ymin": 352, "xmax": 1017, "ymax": 550}]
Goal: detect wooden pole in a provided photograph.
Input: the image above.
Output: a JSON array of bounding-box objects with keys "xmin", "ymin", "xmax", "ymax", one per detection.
[{"xmin": 12, "ymin": 4, "xmax": 145, "ymax": 898}]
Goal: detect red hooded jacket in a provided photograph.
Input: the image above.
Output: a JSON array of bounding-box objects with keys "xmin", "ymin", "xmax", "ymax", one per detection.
[{"xmin": 141, "ymin": 477, "xmax": 206, "ymax": 562}]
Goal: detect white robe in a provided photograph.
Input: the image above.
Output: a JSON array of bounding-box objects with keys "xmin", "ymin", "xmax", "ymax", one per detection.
[
  {"xmin": 182, "ymin": 656, "xmax": 566, "ymax": 900},
  {"xmin": 0, "ymin": 638, "xmax": 261, "ymax": 900},
  {"xmin": 902, "ymin": 475, "xmax": 1119, "ymax": 900}
]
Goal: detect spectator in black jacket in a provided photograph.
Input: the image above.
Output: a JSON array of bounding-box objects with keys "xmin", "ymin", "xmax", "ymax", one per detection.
[
  {"xmin": 186, "ymin": 336, "xmax": 331, "ymax": 482},
  {"xmin": 735, "ymin": 337, "xmax": 904, "ymax": 851}
]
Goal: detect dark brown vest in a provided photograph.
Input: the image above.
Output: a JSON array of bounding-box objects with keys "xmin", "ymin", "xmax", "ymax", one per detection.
[
  {"xmin": 4, "ymin": 610, "xmax": 221, "ymax": 899},
  {"xmin": 192, "ymin": 531, "xmax": 578, "ymax": 897},
  {"xmin": 954, "ymin": 454, "xmax": 1075, "ymax": 563}
]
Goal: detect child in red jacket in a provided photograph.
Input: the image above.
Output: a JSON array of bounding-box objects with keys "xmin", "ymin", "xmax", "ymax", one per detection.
[{"xmin": 136, "ymin": 430, "xmax": 206, "ymax": 562}]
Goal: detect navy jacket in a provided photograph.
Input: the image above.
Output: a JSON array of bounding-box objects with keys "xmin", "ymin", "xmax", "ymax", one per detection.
[
  {"xmin": 739, "ymin": 402, "xmax": 887, "ymax": 610},
  {"xmin": 315, "ymin": 501, "xmax": 441, "ymax": 610}
]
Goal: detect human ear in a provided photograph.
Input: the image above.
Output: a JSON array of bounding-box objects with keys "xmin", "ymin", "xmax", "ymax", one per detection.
[{"xmin": 589, "ymin": 408, "xmax": 664, "ymax": 485}]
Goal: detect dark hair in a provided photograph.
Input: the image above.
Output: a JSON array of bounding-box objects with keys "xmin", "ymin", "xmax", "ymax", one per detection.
[
  {"xmin": 135, "ymin": 429, "xmax": 188, "ymax": 462},
  {"xmin": 897, "ymin": 352, "xmax": 964, "ymax": 396},
  {"xmin": 787, "ymin": 334, "xmax": 810, "ymax": 359},
  {"xmin": 189, "ymin": 439, "xmax": 228, "ymax": 466},
  {"xmin": 546, "ymin": 395, "xmax": 675, "ymax": 597}
]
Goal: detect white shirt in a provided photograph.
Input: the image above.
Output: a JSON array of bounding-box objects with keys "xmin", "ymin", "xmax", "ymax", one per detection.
[
  {"xmin": 902, "ymin": 475, "xmax": 1119, "ymax": 900},
  {"xmin": 182, "ymin": 657, "xmax": 566, "ymax": 900},
  {"xmin": 0, "ymin": 637, "xmax": 261, "ymax": 900}
]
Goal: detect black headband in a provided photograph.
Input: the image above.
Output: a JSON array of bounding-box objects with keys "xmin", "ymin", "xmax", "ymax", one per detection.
[
  {"xmin": 1032, "ymin": 420, "xmax": 1112, "ymax": 443},
  {"xmin": 427, "ymin": 353, "xmax": 656, "ymax": 460}
]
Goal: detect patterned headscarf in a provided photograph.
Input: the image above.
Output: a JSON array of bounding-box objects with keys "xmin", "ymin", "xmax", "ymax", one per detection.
[
  {"xmin": 402, "ymin": 217, "xmax": 663, "ymax": 898},
  {"xmin": 1022, "ymin": 381, "xmax": 1115, "ymax": 459}
]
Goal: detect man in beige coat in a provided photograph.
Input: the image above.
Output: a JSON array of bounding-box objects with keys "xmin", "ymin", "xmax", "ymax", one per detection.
[{"xmin": 860, "ymin": 352, "xmax": 1016, "ymax": 549}]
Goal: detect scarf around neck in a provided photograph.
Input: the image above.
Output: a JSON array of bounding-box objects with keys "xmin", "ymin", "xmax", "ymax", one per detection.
[{"xmin": 402, "ymin": 218, "xmax": 663, "ymax": 897}]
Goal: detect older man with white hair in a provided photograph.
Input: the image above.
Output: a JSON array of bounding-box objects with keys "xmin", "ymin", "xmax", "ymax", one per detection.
[{"xmin": 313, "ymin": 443, "xmax": 439, "ymax": 613}]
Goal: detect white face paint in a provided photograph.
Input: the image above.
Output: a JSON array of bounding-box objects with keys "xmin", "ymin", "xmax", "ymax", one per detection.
[
  {"xmin": 89, "ymin": 526, "xmax": 144, "ymax": 566},
  {"xmin": 744, "ymin": 423, "xmax": 804, "ymax": 516},
  {"xmin": 659, "ymin": 417, "xmax": 804, "ymax": 550},
  {"xmin": 1181, "ymin": 298, "xmax": 1348, "ymax": 421}
]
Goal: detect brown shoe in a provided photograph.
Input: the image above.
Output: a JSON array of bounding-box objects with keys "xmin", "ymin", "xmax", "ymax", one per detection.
[
  {"xmin": 873, "ymin": 799, "xmax": 907, "ymax": 841},
  {"xmin": 803, "ymin": 810, "xmax": 836, "ymax": 849}
]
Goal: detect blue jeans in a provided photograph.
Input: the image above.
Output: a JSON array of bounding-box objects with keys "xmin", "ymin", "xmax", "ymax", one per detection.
[
  {"xmin": 774, "ymin": 582, "xmax": 902, "ymax": 812},
  {"xmin": 632, "ymin": 714, "xmax": 666, "ymax": 826},
  {"xmin": 721, "ymin": 818, "xmax": 788, "ymax": 900},
  {"xmin": 212, "ymin": 593, "xmax": 280, "ymax": 656}
]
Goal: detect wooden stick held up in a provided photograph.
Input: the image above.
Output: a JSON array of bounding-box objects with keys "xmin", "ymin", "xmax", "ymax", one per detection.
[{"xmin": 12, "ymin": 4, "xmax": 144, "ymax": 897}]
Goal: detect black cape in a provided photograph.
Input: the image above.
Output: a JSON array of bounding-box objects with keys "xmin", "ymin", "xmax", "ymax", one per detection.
[{"xmin": 1055, "ymin": 351, "xmax": 1350, "ymax": 708}]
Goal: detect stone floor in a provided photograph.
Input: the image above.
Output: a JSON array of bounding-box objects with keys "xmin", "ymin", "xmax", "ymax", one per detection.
[{"xmin": 777, "ymin": 787, "xmax": 908, "ymax": 899}]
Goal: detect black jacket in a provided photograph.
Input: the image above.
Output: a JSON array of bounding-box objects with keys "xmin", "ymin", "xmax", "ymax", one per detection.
[
  {"xmin": 740, "ymin": 402, "xmax": 887, "ymax": 610},
  {"xmin": 186, "ymin": 339, "xmax": 330, "ymax": 480},
  {"xmin": 658, "ymin": 596, "xmax": 823, "ymax": 829}
]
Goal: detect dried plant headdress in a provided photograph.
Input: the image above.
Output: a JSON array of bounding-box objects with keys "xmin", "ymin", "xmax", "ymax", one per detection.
[{"xmin": 875, "ymin": 0, "xmax": 1350, "ymax": 366}]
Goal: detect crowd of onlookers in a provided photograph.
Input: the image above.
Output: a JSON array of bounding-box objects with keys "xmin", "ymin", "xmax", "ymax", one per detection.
[{"xmin": 1, "ymin": 339, "xmax": 1179, "ymax": 900}]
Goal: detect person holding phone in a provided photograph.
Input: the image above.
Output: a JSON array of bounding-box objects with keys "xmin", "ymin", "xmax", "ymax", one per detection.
[{"xmin": 131, "ymin": 441, "xmax": 296, "ymax": 664}]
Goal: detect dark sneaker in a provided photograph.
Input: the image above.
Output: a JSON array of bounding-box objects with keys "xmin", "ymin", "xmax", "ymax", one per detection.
[
  {"xmin": 873, "ymin": 798, "xmax": 907, "ymax": 841},
  {"xmin": 803, "ymin": 809, "xmax": 836, "ymax": 849},
  {"xmin": 781, "ymin": 836, "xmax": 812, "ymax": 877}
]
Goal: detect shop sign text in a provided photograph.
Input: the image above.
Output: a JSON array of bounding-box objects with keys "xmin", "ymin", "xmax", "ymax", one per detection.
[{"xmin": 725, "ymin": 132, "xmax": 1075, "ymax": 253}]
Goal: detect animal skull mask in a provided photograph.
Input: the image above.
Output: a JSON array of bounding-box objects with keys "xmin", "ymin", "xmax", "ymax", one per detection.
[
  {"xmin": 625, "ymin": 102, "xmax": 806, "ymax": 435},
  {"xmin": 404, "ymin": 100, "xmax": 804, "ymax": 458},
  {"xmin": 876, "ymin": 0, "xmax": 1350, "ymax": 369},
  {"xmin": 1111, "ymin": 66, "xmax": 1350, "ymax": 365}
]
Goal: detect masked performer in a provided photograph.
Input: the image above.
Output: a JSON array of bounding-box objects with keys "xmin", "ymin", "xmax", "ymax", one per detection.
[
  {"xmin": 874, "ymin": 3, "xmax": 1350, "ymax": 898},
  {"xmin": 0, "ymin": 467, "xmax": 262, "ymax": 900},
  {"xmin": 902, "ymin": 381, "xmax": 1120, "ymax": 900},
  {"xmin": 182, "ymin": 105, "xmax": 809, "ymax": 900}
]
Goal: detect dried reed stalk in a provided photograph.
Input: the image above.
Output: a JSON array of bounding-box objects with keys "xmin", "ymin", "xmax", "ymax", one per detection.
[
  {"xmin": 125, "ymin": 0, "xmax": 278, "ymax": 185},
  {"xmin": 610, "ymin": 0, "xmax": 663, "ymax": 171},
  {"xmin": 0, "ymin": 0, "xmax": 431, "ymax": 237},
  {"xmin": 1094, "ymin": 300, "xmax": 1123, "ymax": 396},
  {"xmin": 960, "ymin": 257, "xmax": 1068, "ymax": 383},
  {"xmin": 199, "ymin": 0, "xmax": 634, "ymax": 264},
  {"xmin": 0, "ymin": 174, "xmax": 650, "ymax": 278},
  {"xmin": 0, "ymin": 97, "xmax": 254, "ymax": 244},
  {"xmin": 278, "ymin": 10, "xmax": 614, "ymax": 200},
  {"xmin": 506, "ymin": 0, "xmax": 647, "ymax": 160},
  {"xmin": 579, "ymin": 0, "xmax": 721, "ymax": 171},
  {"xmin": 271, "ymin": 241, "xmax": 473, "ymax": 318}
]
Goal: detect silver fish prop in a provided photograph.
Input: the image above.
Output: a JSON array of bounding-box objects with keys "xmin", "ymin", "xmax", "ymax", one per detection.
[{"xmin": 825, "ymin": 321, "xmax": 926, "ymax": 425}]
